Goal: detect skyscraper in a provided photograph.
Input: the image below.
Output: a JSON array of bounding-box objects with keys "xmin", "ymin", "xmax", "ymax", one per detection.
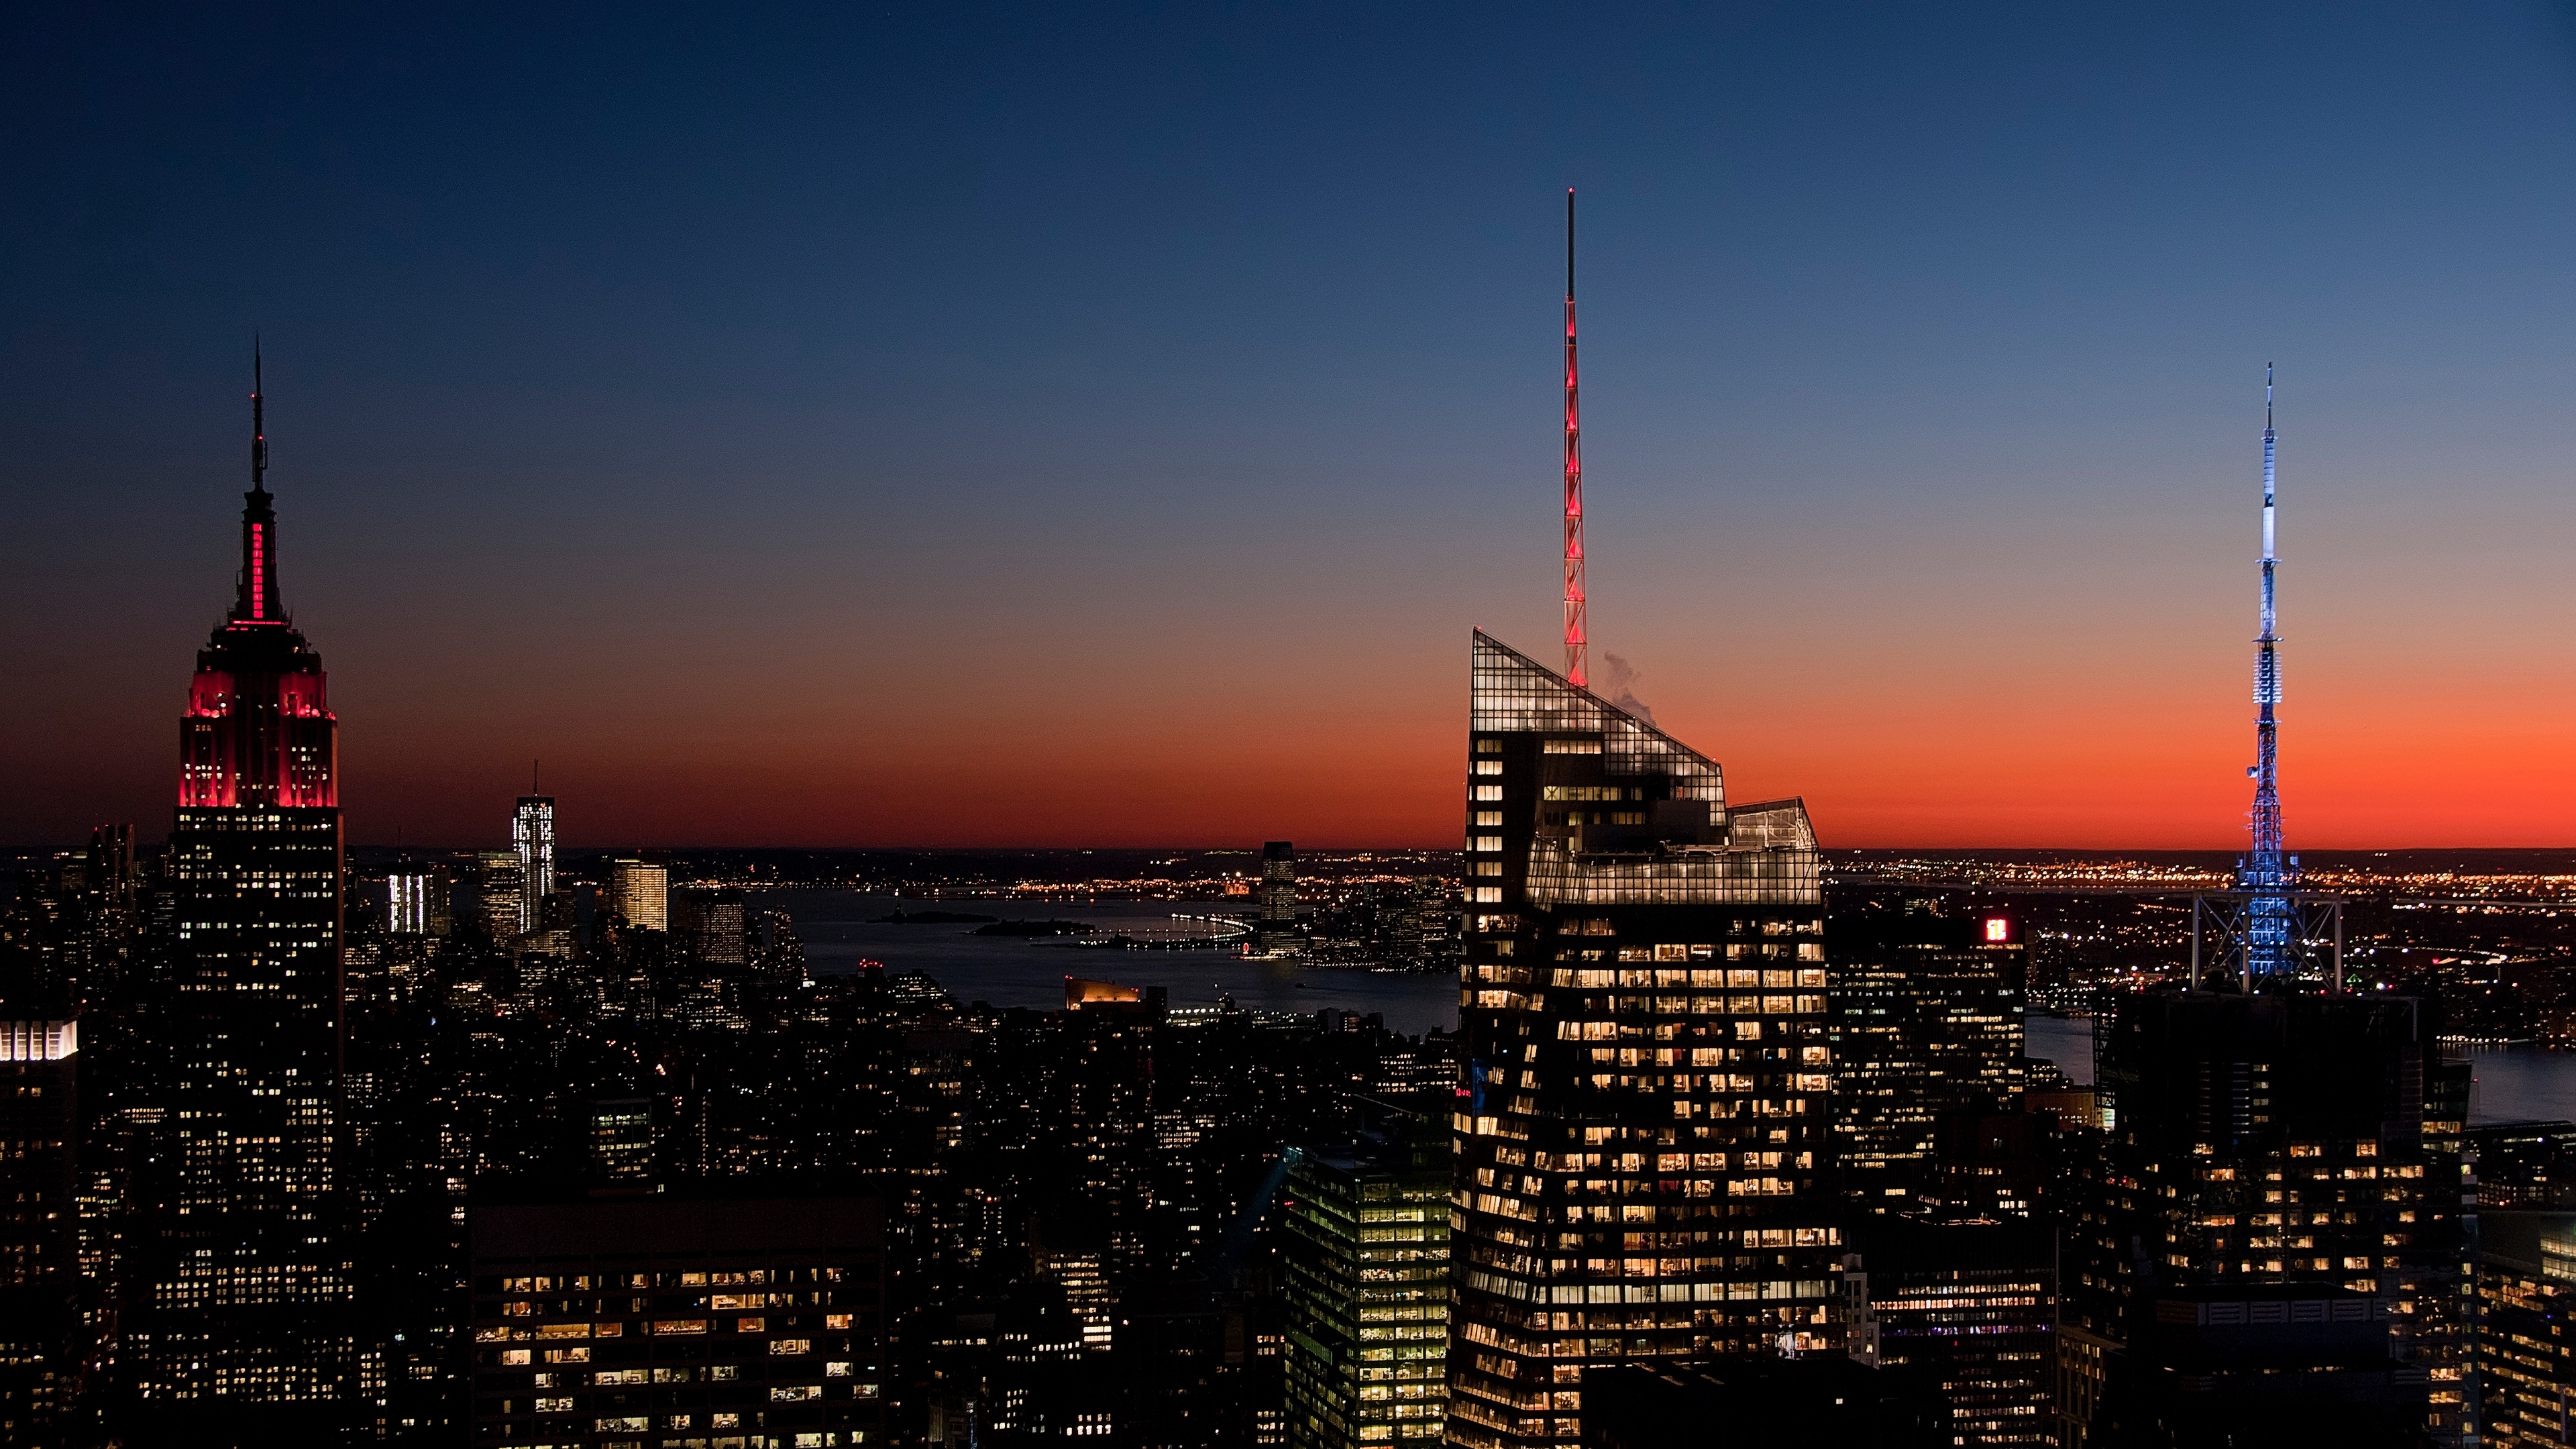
[
  {"xmin": 126, "ymin": 360, "xmax": 361, "ymax": 1433},
  {"xmin": 476, "ymin": 849, "xmax": 525, "ymax": 943},
  {"xmin": 1283, "ymin": 1105, "xmax": 1452, "ymax": 1448},
  {"xmin": 1448, "ymin": 631, "xmax": 1839, "ymax": 1449},
  {"xmin": 513, "ymin": 792, "xmax": 556, "ymax": 936},
  {"xmin": 1258, "ymin": 842, "xmax": 1301, "ymax": 956},
  {"xmin": 1828, "ymin": 902, "xmax": 2027, "ymax": 1212},
  {"xmin": 0, "ymin": 1018, "xmax": 80, "ymax": 1441},
  {"xmin": 606, "ymin": 857, "xmax": 670, "ymax": 932},
  {"xmin": 2060, "ymin": 989, "xmax": 2462, "ymax": 1445}
]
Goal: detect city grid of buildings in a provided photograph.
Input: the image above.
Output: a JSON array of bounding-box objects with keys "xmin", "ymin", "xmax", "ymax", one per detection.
[{"xmin": 0, "ymin": 315, "xmax": 2565, "ymax": 1449}]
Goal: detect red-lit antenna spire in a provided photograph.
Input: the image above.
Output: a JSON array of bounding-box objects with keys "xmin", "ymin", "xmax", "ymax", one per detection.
[{"xmin": 1562, "ymin": 189, "xmax": 1587, "ymax": 688}]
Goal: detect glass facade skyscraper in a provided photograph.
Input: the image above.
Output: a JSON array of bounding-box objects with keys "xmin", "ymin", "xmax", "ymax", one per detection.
[
  {"xmin": 1283, "ymin": 1106, "xmax": 1451, "ymax": 1447},
  {"xmin": 1447, "ymin": 631, "xmax": 1841, "ymax": 1449},
  {"xmin": 513, "ymin": 796, "xmax": 555, "ymax": 935}
]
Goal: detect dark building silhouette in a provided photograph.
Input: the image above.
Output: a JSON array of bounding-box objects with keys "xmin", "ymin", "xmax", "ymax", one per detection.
[
  {"xmin": 121, "ymin": 371, "xmax": 364, "ymax": 1436},
  {"xmin": 2061, "ymin": 989, "xmax": 2463, "ymax": 1446},
  {"xmin": 1257, "ymin": 843, "xmax": 1301, "ymax": 957},
  {"xmin": 0, "ymin": 1019, "xmax": 81, "ymax": 1441},
  {"xmin": 1448, "ymin": 632, "xmax": 1838, "ymax": 1449},
  {"xmin": 1828, "ymin": 897, "xmax": 2029, "ymax": 1212},
  {"xmin": 1578, "ymin": 1359, "xmax": 1949, "ymax": 1448},
  {"xmin": 468, "ymin": 1189, "xmax": 886, "ymax": 1449},
  {"xmin": 1843, "ymin": 1214, "xmax": 2055, "ymax": 1446}
]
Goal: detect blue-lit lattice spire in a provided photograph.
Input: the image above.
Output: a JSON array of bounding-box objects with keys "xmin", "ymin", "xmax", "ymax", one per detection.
[{"xmin": 2239, "ymin": 364, "xmax": 2298, "ymax": 975}]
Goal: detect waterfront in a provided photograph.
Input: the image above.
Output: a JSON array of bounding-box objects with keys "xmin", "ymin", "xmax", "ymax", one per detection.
[
  {"xmin": 785, "ymin": 892, "xmax": 1460, "ymax": 1035},
  {"xmin": 2020, "ymin": 1011, "xmax": 2576, "ymax": 1125},
  {"xmin": 779, "ymin": 893, "xmax": 2576, "ymax": 1123}
]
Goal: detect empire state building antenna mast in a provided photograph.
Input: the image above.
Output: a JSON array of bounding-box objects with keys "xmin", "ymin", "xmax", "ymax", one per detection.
[
  {"xmin": 1562, "ymin": 189, "xmax": 1588, "ymax": 689},
  {"xmin": 2241, "ymin": 363, "xmax": 2297, "ymax": 977}
]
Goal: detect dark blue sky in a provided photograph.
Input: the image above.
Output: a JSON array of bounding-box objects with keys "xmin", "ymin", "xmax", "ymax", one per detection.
[{"xmin": 7, "ymin": 3, "xmax": 2575, "ymax": 847}]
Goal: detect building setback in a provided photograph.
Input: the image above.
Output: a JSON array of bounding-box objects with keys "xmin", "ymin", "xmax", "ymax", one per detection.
[
  {"xmin": 1446, "ymin": 631, "xmax": 1840, "ymax": 1449},
  {"xmin": 121, "ymin": 370, "xmax": 363, "ymax": 1435}
]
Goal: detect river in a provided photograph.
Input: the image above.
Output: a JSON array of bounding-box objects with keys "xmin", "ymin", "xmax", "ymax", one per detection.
[
  {"xmin": 775, "ymin": 894, "xmax": 2576, "ymax": 1119},
  {"xmin": 2021, "ymin": 1012, "xmax": 2575, "ymax": 1126},
  {"xmin": 782, "ymin": 892, "xmax": 1460, "ymax": 1035}
]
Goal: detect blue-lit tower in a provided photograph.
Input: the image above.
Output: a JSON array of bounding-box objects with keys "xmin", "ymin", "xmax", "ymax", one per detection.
[{"xmin": 2239, "ymin": 365, "xmax": 2297, "ymax": 975}]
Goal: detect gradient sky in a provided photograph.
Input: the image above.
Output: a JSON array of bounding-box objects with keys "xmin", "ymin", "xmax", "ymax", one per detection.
[{"xmin": 6, "ymin": 3, "xmax": 2575, "ymax": 850}]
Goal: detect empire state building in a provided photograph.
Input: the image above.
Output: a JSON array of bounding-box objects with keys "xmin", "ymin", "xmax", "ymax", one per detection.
[{"xmin": 124, "ymin": 362, "xmax": 361, "ymax": 1434}]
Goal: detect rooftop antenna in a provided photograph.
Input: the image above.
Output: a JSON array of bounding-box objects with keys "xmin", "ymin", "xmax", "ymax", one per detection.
[
  {"xmin": 1562, "ymin": 189, "xmax": 1588, "ymax": 688},
  {"xmin": 251, "ymin": 335, "xmax": 268, "ymax": 496},
  {"xmin": 2239, "ymin": 362, "xmax": 2296, "ymax": 977}
]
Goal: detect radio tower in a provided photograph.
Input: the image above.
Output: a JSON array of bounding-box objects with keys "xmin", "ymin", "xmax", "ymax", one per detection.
[
  {"xmin": 2239, "ymin": 364, "xmax": 2297, "ymax": 976},
  {"xmin": 1561, "ymin": 189, "xmax": 1588, "ymax": 688}
]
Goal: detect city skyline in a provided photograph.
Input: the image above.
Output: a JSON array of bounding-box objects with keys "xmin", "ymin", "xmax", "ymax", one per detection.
[{"xmin": 8, "ymin": 5, "xmax": 2576, "ymax": 851}]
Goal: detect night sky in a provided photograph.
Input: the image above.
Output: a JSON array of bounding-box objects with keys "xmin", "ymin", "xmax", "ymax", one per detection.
[{"xmin": 6, "ymin": 4, "xmax": 2575, "ymax": 849}]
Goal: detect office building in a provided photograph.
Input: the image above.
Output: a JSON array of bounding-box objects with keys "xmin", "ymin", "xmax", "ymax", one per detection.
[
  {"xmin": 469, "ymin": 1189, "xmax": 886, "ymax": 1449},
  {"xmin": 2475, "ymin": 1211, "xmax": 2576, "ymax": 1445},
  {"xmin": 1282, "ymin": 1105, "xmax": 1450, "ymax": 1448},
  {"xmin": 1843, "ymin": 1215, "xmax": 2054, "ymax": 1446},
  {"xmin": 0, "ymin": 1019, "xmax": 80, "ymax": 1442},
  {"xmin": 1829, "ymin": 898, "xmax": 2028, "ymax": 1211},
  {"xmin": 1258, "ymin": 842, "xmax": 1301, "ymax": 955},
  {"xmin": 387, "ymin": 858, "xmax": 449, "ymax": 936},
  {"xmin": 1447, "ymin": 631, "xmax": 1839, "ymax": 1449},
  {"xmin": 125, "ymin": 373, "xmax": 363, "ymax": 1432},
  {"xmin": 2061, "ymin": 989, "xmax": 2463, "ymax": 1446},
  {"xmin": 513, "ymin": 795, "xmax": 556, "ymax": 935},
  {"xmin": 590, "ymin": 1099, "xmax": 654, "ymax": 1185},
  {"xmin": 674, "ymin": 888, "xmax": 749, "ymax": 967},
  {"xmin": 1578, "ymin": 1360, "xmax": 1948, "ymax": 1448},
  {"xmin": 606, "ymin": 856, "xmax": 671, "ymax": 933},
  {"xmin": 478, "ymin": 850, "xmax": 527, "ymax": 944}
]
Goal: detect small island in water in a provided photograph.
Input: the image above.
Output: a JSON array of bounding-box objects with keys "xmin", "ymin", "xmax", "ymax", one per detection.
[
  {"xmin": 972, "ymin": 919, "xmax": 1095, "ymax": 937},
  {"xmin": 872, "ymin": 908, "xmax": 1002, "ymax": 925}
]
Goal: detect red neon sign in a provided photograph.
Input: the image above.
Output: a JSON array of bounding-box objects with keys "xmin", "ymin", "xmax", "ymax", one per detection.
[{"xmin": 1984, "ymin": 918, "xmax": 2010, "ymax": 943}]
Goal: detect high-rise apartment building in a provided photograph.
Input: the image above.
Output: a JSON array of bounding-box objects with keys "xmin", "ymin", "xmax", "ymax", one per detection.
[
  {"xmin": 606, "ymin": 857, "xmax": 670, "ymax": 932},
  {"xmin": 1283, "ymin": 1105, "xmax": 1451, "ymax": 1448},
  {"xmin": 512, "ymin": 796, "xmax": 557, "ymax": 935},
  {"xmin": 126, "ymin": 374, "xmax": 362, "ymax": 1434},
  {"xmin": 0, "ymin": 1018, "xmax": 80, "ymax": 1441},
  {"xmin": 1829, "ymin": 900, "xmax": 2027, "ymax": 1212},
  {"xmin": 1447, "ymin": 631, "xmax": 1839, "ymax": 1449},
  {"xmin": 2061, "ymin": 989, "xmax": 2462, "ymax": 1446}
]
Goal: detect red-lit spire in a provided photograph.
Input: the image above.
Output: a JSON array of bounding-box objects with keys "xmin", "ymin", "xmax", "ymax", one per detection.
[
  {"xmin": 233, "ymin": 343, "xmax": 282, "ymax": 624},
  {"xmin": 1562, "ymin": 190, "xmax": 1588, "ymax": 689}
]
